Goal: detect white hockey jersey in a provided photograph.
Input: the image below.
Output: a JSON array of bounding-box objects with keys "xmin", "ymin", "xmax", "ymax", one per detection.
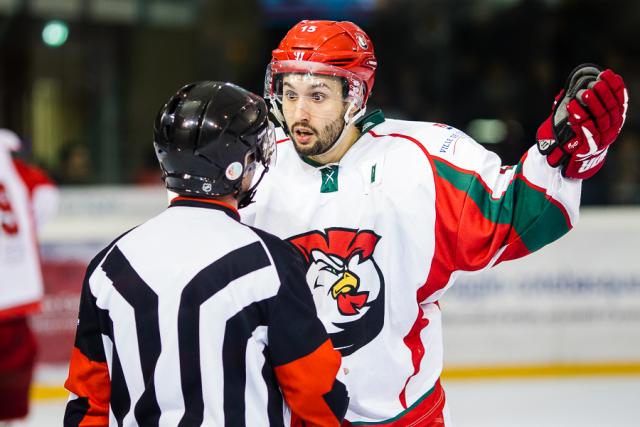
[
  {"xmin": 244, "ymin": 110, "xmax": 582, "ymax": 425},
  {"xmin": 0, "ymin": 130, "xmax": 58, "ymax": 321}
]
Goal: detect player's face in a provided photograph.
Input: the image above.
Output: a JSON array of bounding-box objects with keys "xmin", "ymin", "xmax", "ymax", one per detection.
[{"xmin": 281, "ymin": 74, "xmax": 347, "ymax": 157}]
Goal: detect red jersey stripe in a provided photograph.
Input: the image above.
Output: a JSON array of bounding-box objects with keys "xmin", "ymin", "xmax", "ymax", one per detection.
[
  {"xmin": 64, "ymin": 346, "xmax": 110, "ymax": 426},
  {"xmin": 274, "ymin": 339, "xmax": 343, "ymax": 427}
]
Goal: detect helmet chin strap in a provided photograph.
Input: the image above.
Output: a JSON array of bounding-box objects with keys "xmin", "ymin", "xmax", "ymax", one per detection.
[
  {"xmin": 237, "ymin": 165, "xmax": 269, "ymax": 209},
  {"xmin": 269, "ymin": 98, "xmax": 287, "ymax": 132}
]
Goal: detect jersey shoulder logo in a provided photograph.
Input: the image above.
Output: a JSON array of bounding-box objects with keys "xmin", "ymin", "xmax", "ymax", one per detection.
[{"xmin": 288, "ymin": 228, "xmax": 384, "ymax": 356}]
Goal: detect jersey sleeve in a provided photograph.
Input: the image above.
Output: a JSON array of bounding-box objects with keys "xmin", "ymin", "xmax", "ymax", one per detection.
[
  {"xmin": 12, "ymin": 158, "xmax": 59, "ymax": 229},
  {"xmin": 254, "ymin": 229, "xmax": 349, "ymax": 427},
  {"xmin": 421, "ymin": 130, "xmax": 581, "ymax": 301},
  {"xmin": 64, "ymin": 250, "xmax": 112, "ymax": 427}
]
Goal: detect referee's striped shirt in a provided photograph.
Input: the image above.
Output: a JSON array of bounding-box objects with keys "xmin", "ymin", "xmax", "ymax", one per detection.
[{"xmin": 64, "ymin": 197, "xmax": 348, "ymax": 426}]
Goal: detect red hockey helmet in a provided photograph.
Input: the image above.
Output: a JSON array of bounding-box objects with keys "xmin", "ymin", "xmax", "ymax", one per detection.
[{"xmin": 270, "ymin": 20, "xmax": 377, "ymax": 105}]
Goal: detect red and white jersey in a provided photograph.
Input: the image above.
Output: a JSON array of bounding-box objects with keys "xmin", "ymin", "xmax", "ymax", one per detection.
[
  {"xmin": 244, "ymin": 111, "xmax": 582, "ymax": 425},
  {"xmin": 0, "ymin": 131, "xmax": 58, "ymax": 321}
]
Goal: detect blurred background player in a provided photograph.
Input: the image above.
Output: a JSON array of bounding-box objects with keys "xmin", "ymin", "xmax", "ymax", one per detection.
[
  {"xmin": 63, "ymin": 81, "xmax": 348, "ymax": 426},
  {"xmin": 0, "ymin": 129, "xmax": 58, "ymax": 424},
  {"xmin": 243, "ymin": 20, "xmax": 629, "ymax": 426}
]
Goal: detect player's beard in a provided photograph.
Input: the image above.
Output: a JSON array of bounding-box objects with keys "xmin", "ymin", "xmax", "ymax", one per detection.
[{"xmin": 290, "ymin": 115, "xmax": 346, "ymax": 157}]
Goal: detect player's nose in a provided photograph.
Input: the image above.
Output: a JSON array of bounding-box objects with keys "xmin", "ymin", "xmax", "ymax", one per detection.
[{"xmin": 292, "ymin": 101, "xmax": 312, "ymax": 121}]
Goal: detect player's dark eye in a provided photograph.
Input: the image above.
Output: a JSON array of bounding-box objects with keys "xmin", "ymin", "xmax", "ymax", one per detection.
[
  {"xmin": 284, "ymin": 90, "xmax": 298, "ymax": 100},
  {"xmin": 311, "ymin": 92, "xmax": 326, "ymax": 102}
]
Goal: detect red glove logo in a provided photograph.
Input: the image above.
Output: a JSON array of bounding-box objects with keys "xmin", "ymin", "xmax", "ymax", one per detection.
[
  {"xmin": 537, "ymin": 65, "xmax": 628, "ymax": 179},
  {"xmin": 573, "ymin": 126, "xmax": 607, "ymax": 174}
]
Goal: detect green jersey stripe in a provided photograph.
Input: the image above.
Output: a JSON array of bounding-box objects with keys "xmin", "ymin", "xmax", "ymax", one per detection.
[{"xmin": 433, "ymin": 157, "xmax": 571, "ymax": 252}]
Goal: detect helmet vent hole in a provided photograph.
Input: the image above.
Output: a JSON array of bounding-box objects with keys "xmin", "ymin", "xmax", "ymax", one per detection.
[{"xmin": 326, "ymin": 58, "xmax": 355, "ymax": 67}]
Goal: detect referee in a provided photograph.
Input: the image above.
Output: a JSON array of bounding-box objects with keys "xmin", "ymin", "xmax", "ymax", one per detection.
[{"xmin": 64, "ymin": 82, "xmax": 348, "ymax": 427}]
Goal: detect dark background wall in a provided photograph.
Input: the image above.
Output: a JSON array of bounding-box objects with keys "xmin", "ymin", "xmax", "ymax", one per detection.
[{"xmin": 1, "ymin": 0, "xmax": 637, "ymax": 204}]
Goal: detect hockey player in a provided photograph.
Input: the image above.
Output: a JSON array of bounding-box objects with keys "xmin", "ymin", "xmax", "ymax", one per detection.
[
  {"xmin": 243, "ymin": 20, "xmax": 629, "ymax": 426},
  {"xmin": 64, "ymin": 82, "xmax": 348, "ymax": 426},
  {"xmin": 0, "ymin": 129, "xmax": 58, "ymax": 423}
]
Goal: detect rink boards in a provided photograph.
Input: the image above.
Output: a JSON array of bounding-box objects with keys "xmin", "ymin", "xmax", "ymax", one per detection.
[{"xmin": 35, "ymin": 187, "xmax": 640, "ymax": 385}]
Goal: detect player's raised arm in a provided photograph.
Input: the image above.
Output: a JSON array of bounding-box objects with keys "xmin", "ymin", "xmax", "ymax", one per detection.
[{"xmin": 426, "ymin": 65, "xmax": 628, "ymax": 281}]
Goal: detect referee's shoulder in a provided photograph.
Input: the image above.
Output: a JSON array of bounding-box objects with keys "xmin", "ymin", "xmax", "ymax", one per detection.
[
  {"xmin": 86, "ymin": 227, "xmax": 137, "ymax": 275},
  {"xmin": 247, "ymin": 226, "xmax": 303, "ymax": 266}
]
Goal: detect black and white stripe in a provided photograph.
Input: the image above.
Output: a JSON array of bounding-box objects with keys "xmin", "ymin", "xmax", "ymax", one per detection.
[{"xmin": 79, "ymin": 201, "xmax": 305, "ymax": 426}]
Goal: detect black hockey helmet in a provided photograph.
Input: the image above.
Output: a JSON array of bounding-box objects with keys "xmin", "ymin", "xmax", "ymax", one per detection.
[{"xmin": 154, "ymin": 81, "xmax": 275, "ymax": 206}]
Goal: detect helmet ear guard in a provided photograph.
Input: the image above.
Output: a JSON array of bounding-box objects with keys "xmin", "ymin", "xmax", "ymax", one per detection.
[{"xmin": 236, "ymin": 120, "xmax": 276, "ymax": 208}]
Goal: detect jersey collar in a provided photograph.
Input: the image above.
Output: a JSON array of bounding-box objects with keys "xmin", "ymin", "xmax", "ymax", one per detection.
[
  {"xmin": 169, "ymin": 196, "xmax": 240, "ymax": 221},
  {"xmin": 355, "ymin": 108, "xmax": 385, "ymax": 133}
]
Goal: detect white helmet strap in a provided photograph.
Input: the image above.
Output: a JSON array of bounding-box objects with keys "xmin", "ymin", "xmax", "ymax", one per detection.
[{"xmin": 269, "ymin": 97, "xmax": 286, "ymax": 130}]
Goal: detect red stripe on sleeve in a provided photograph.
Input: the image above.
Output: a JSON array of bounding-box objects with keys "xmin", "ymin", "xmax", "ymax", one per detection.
[
  {"xmin": 12, "ymin": 158, "xmax": 54, "ymax": 198},
  {"xmin": 274, "ymin": 339, "xmax": 343, "ymax": 427},
  {"xmin": 64, "ymin": 346, "xmax": 111, "ymax": 426}
]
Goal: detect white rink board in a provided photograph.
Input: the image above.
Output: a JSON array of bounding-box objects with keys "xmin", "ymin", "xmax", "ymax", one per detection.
[
  {"xmin": 441, "ymin": 207, "xmax": 640, "ymax": 367},
  {"xmin": 40, "ymin": 188, "xmax": 640, "ymax": 367},
  {"xmin": 40, "ymin": 185, "xmax": 167, "ymax": 245}
]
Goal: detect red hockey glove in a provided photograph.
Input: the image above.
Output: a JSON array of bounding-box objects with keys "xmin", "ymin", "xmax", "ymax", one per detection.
[{"xmin": 536, "ymin": 64, "xmax": 628, "ymax": 179}]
